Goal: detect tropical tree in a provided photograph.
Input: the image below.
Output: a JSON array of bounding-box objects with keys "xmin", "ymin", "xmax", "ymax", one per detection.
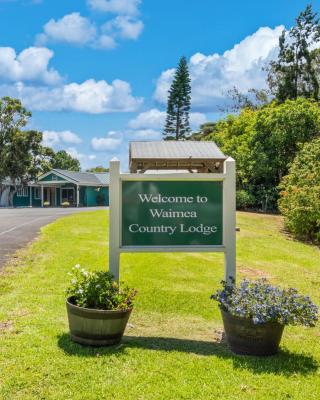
[
  {"xmin": 221, "ymin": 87, "xmax": 270, "ymax": 112},
  {"xmin": 51, "ymin": 150, "xmax": 80, "ymax": 171},
  {"xmin": 267, "ymin": 4, "xmax": 320, "ymax": 102},
  {"xmin": 204, "ymin": 98, "xmax": 320, "ymax": 210},
  {"xmin": 86, "ymin": 166, "xmax": 109, "ymax": 173},
  {"xmin": 0, "ymin": 97, "xmax": 45, "ymax": 205},
  {"xmin": 164, "ymin": 56, "xmax": 191, "ymax": 140}
]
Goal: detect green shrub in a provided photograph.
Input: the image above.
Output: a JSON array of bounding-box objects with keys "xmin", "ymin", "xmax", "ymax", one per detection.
[
  {"xmin": 278, "ymin": 137, "xmax": 320, "ymax": 243},
  {"xmin": 66, "ymin": 265, "xmax": 137, "ymax": 310},
  {"xmin": 236, "ymin": 190, "xmax": 256, "ymax": 209}
]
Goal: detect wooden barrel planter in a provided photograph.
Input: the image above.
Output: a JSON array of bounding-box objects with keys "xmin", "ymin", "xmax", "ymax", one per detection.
[
  {"xmin": 66, "ymin": 297, "xmax": 132, "ymax": 346},
  {"xmin": 221, "ymin": 309, "xmax": 284, "ymax": 356}
]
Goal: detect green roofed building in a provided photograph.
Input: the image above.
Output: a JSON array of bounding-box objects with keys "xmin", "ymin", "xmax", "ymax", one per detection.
[
  {"xmin": 0, "ymin": 169, "xmax": 109, "ymax": 208},
  {"xmin": 37, "ymin": 169, "xmax": 109, "ymax": 207}
]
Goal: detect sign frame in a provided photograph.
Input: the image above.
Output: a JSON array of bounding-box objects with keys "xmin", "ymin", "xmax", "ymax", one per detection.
[{"xmin": 109, "ymin": 157, "xmax": 236, "ymax": 283}]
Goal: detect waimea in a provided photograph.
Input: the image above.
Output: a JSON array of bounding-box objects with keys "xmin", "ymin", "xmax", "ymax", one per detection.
[{"xmin": 149, "ymin": 208, "xmax": 197, "ymax": 218}]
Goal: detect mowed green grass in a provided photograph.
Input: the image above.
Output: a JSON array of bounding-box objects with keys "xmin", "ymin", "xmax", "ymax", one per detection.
[{"xmin": 0, "ymin": 210, "xmax": 319, "ymax": 400}]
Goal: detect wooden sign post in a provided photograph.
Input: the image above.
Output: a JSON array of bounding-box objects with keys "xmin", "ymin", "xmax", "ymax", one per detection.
[{"xmin": 109, "ymin": 157, "xmax": 236, "ymax": 283}]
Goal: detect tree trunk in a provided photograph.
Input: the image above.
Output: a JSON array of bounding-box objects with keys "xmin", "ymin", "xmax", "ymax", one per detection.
[
  {"xmin": 8, "ymin": 187, "xmax": 17, "ymax": 207},
  {"xmin": 0, "ymin": 185, "xmax": 10, "ymax": 207},
  {"xmin": 175, "ymin": 109, "xmax": 180, "ymax": 140}
]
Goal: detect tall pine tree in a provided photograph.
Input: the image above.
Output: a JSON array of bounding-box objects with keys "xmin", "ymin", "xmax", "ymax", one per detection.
[
  {"xmin": 268, "ymin": 4, "xmax": 320, "ymax": 102},
  {"xmin": 164, "ymin": 56, "xmax": 191, "ymax": 140}
]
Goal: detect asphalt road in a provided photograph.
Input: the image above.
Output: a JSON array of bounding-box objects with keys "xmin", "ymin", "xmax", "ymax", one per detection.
[{"xmin": 0, "ymin": 207, "xmax": 107, "ymax": 270}]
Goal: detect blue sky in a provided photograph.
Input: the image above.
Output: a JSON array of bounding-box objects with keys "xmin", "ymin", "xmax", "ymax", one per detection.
[{"xmin": 0, "ymin": 0, "xmax": 319, "ymax": 169}]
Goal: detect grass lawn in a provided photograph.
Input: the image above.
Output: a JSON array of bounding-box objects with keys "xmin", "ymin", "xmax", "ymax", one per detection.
[{"xmin": 0, "ymin": 210, "xmax": 319, "ymax": 400}]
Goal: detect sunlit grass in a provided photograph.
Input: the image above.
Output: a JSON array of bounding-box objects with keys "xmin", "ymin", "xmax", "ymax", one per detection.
[{"xmin": 0, "ymin": 210, "xmax": 319, "ymax": 400}]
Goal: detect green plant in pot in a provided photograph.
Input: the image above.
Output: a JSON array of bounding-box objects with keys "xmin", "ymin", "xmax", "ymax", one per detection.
[
  {"xmin": 211, "ymin": 278, "xmax": 318, "ymax": 356},
  {"xmin": 61, "ymin": 201, "xmax": 70, "ymax": 208},
  {"xmin": 66, "ymin": 265, "xmax": 137, "ymax": 346}
]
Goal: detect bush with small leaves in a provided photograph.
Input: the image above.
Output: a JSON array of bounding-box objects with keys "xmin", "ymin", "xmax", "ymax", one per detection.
[
  {"xmin": 66, "ymin": 265, "xmax": 137, "ymax": 311},
  {"xmin": 236, "ymin": 190, "xmax": 256, "ymax": 209},
  {"xmin": 278, "ymin": 136, "xmax": 320, "ymax": 244}
]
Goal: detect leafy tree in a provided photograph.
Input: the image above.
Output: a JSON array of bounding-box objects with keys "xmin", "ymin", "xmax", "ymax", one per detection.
[
  {"xmin": 221, "ymin": 87, "xmax": 270, "ymax": 112},
  {"xmin": 0, "ymin": 97, "xmax": 46, "ymax": 205},
  {"xmin": 86, "ymin": 166, "xmax": 109, "ymax": 173},
  {"xmin": 204, "ymin": 98, "xmax": 320, "ymax": 210},
  {"xmin": 164, "ymin": 56, "xmax": 191, "ymax": 140},
  {"xmin": 0, "ymin": 97, "xmax": 30, "ymax": 182},
  {"xmin": 267, "ymin": 4, "xmax": 320, "ymax": 102},
  {"xmin": 51, "ymin": 150, "xmax": 80, "ymax": 171},
  {"xmin": 189, "ymin": 122, "xmax": 217, "ymax": 141},
  {"xmin": 38, "ymin": 146, "xmax": 55, "ymax": 174},
  {"xmin": 204, "ymin": 108, "xmax": 259, "ymax": 206},
  {"xmin": 278, "ymin": 137, "xmax": 320, "ymax": 243},
  {"xmin": 253, "ymin": 98, "xmax": 320, "ymax": 182}
]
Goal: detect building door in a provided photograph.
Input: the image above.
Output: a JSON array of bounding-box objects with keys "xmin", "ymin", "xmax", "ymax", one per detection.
[{"xmin": 44, "ymin": 187, "xmax": 56, "ymax": 206}]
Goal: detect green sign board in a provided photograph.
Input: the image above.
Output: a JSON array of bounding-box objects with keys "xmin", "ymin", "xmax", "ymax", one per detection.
[{"xmin": 122, "ymin": 181, "xmax": 223, "ymax": 246}]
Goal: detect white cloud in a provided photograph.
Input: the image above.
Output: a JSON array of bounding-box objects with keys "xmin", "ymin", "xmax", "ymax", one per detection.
[
  {"xmin": 91, "ymin": 127, "xmax": 160, "ymax": 149},
  {"xmin": 42, "ymin": 132, "xmax": 97, "ymax": 169},
  {"xmin": 36, "ymin": 11, "xmax": 143, "ymax": 49},
  {"xmin": 95, "ymin": 34, "xmax": 117, "ymax": 49},
  {"xmin": 0, "ymin": 43, "xmax": 143, "ymax": 114},
  {"xmin": 60, "ymin": 130, "xmax": 83, "ymax": 144},
  {"xmin": 36, "ymin": 12, "xmax": 97, "ymax": 46},
  {"xmin": 64, "ymin": 147, "xmax": 98, "ymax": 170},
  {"xmin": 154, "ymin": 26, "xmax": 284, "ymax": 110},
  {"xmin": 66, "ymin": 147, "xmax": 96, "ymax": 162},
  {"xmin": 42, "ymin": 130, "xmax": 60, "ymax": 147},
  {"xmin": 128, "ymin": 108, "xmax": 164, "ymax": 129},
  {"xmin": 87, "ymin": 0, "xmax": 141, "ymax": 16},
  {"xmin": 62, "ymin": 79, "xmax": 142, "ymax": 113},
  {"xmin": 153, "ymin": 69, "xmax": 175, "ymax": 106},
  {"xmin": 91, "ymin": 131, "xmax": 122, "ymax": 151},
  {"xmin": 0, "ymin": 79, "xmax": 143, "ymax": 113},
  {"xmin": 128, "ymin": 108, "xmax": 206, "ymax": 130},
  {"xmin": 0, "ymin": 46, "xmax": 61, "ymax": 85},
  {"xmin": 189, "ymin": 112, "xmax": 207, "ymax": 127},
  {"xmin": 42, "ymin": 130, "xmax": 82, "ymax": 147},
  {"xmin": 129, "ymin": 128, "xmax": 161, "ymax": 139},
  {"xmin": 102, "ymin": 16, "xmax": 143, "ymax": 40}
]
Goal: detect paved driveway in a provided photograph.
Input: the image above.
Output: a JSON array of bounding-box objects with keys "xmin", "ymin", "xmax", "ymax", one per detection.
[{"xmin": 0, "ymin": 207, "xmax": 107, "ymax": 269}]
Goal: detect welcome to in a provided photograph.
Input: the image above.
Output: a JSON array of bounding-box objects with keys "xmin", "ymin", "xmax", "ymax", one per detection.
[{"xmin": 122, "ymin": 180, "xmax": 222, "ymax": 246}]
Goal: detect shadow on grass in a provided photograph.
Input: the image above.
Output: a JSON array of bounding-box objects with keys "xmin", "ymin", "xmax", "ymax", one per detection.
[
  {"xmin": 57, "ymin": 333, "xmax": 127, "ymax": 357},
  {"xmin": 57, "ymin": 333, "xmax": 318, "ymax": 376}
]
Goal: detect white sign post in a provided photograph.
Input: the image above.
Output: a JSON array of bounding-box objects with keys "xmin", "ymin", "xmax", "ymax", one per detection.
[{"xmin": 109, "ymin": 157, "xmax": 236, "ymax": 284}]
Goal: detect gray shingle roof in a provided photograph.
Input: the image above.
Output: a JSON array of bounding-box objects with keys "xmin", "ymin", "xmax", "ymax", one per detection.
[
  {"xmin": 130, "ymin": 141, "xmax": 226, "ymax": 160},
  {"xmin": 53, "ymin": 169, "xmax": 109, "ymax": 185}
]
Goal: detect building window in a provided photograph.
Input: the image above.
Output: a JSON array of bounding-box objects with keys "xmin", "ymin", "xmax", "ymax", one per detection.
[
  {"xmin": 17, "ymin": 187, "xmax": 29, "ymax": 197},
  {"xmin": 34, "ymin": 187, "xmax": 41, "ymax": 199}
]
